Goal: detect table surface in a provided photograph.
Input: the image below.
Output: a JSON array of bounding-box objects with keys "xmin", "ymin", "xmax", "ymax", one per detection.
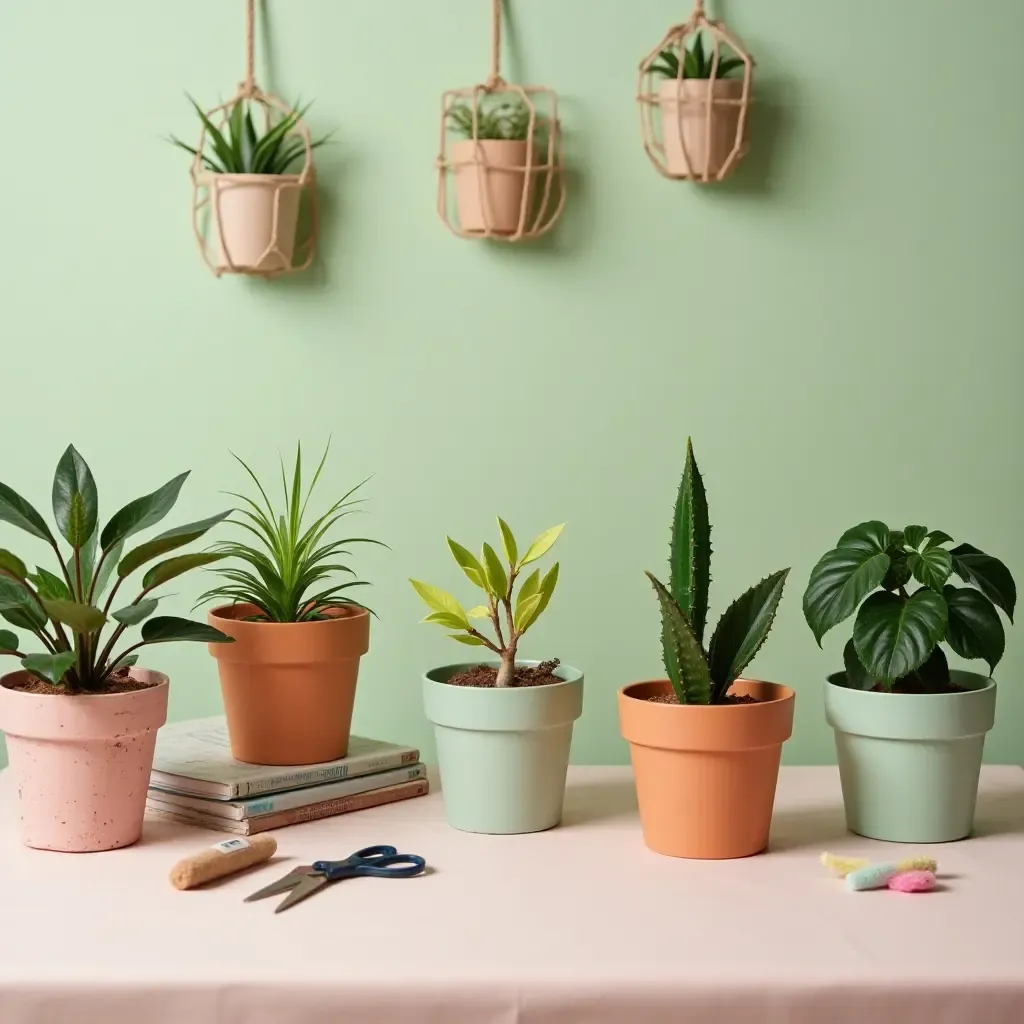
[{"xmin": 1, "ymin": 765, "xmax": 1023, "ymax": 1024}]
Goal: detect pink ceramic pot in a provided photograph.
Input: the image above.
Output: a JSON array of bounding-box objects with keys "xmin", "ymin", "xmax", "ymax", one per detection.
[
  {"xmin": 451, "ymin": 140, "xmax": 535, "ymax": 236},
  {"xmin": 0, "ymin": 668, "xmax": 168, "ymax": 852}
]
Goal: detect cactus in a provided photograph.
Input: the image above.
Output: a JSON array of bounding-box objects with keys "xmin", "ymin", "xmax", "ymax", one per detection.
[{"xmin": 647, "ymin": 439, "xmax": 790, "ymax": 705}]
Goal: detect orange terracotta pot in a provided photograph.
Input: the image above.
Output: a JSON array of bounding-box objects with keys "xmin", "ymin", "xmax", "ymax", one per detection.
[
  {"xmin": 207, "ymin": 603, "xmax": 370, "ymax": 766},
  {"xmin": 618, "ymin": 679, "xmax": 795, "ymax": 859}
]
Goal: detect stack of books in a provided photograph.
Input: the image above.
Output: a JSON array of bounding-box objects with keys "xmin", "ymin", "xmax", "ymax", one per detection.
[{"xmin": 146, "ymin": 716, "xmax": 429, "ymax": 835}]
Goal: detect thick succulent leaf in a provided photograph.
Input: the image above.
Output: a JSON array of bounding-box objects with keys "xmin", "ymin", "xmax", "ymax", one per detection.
[
  {"xmin": 0, "ymin": 482, "xmax": 53, "ymax": 542},
  {"xmin": 112, "ymin": 597, "xmax": 160, "ymax": 626},
  {"xmin": 481, "ymin": 543, "xmax": 508, "ymax": 596},
  {"xmin": 28, "ymin": 567, "xmax": 71, "ymax": 601},
  {"xmin": 646, "ymin": 571, "xmax": 711, "ymax": 705},
  {"xmin": 0, "ymin": 549, "xmax": 28, "ymax": 579},
  {"xmin": 100, "ymin": 472, "xmax": 190, "ymax": 550},
  {"xmin": 519, "ymin": 524, "xmax": 564, "ymax": 567},
  {"xmin": 0, "ymin": 629, "xmax": 19, "ymax": 652},
  {"xmin": 852, "ymin": 589, "xmax": 947, "ymax": 684},
  {"xmin": 903, "ymin": 525, "xmax": 928, "ymax": 549},
  {"xmin": 842, "ymin": 638, "xmax": 874, "ymax": 690},
  {"xmin": 140, "ymin": 616, "xmax": 234, "ymax": 644},
  {"xmin": 0, "ymin": 577, "xmax": 48, "ymax": 631},
  {"xmin": 803, "ymin": 525, "xmax": 891, "ymax": 644},
  {"xmin": 118, "ymin": 511, "xmax": 232, "ymax": 578},
  {"xmin": 51, "ymin": 445, "xmax": 98, "ymax": 549},
  {"xmin": 950, "ymin": 544, "xmax": 1016, "ymax": 622},
  {"xmin": 142, "ymin": 552, "xmax": 226, "ymax": 590},
  {"xmin": 669, "ymin": 438, "xmax": 711, "ymax": 644},
  {"xmin": 21, "ymin": 651, "xmax": 76, "ymax": 684},
  {"xmin": 708, "ymin": 569, "xmax": 789, "ymax": 698},
  {"xmin": 41, "ymin": 599, "xmax": 106, "ymax": 634},
  {"xmin": 497, "ymin": 518, "xmax": 518, "ymax": 567},
  {"xmin": 907, "ymin": 546, "xmax": 953, "ymax": 592},
  {"xmin": 944, "ymin": 585, "xmax": 1005, "ymax": 674},
  {"xmin": 446, "ymin": 538, "xmax": 487, "ymax": 589}
]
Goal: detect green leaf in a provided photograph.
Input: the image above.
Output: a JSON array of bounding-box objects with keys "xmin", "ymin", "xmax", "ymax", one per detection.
[
  {"xmin": 669, "ymin": 439, "xmax": 712, "ymax": 649},
  {"xmin": 715, "ymin": 57, "xmax": 745, "ymax": 77},
  {"xmin": 100, "ymin": 472, "xmax": 190, "ymax": 550},
  {"xmin": 903, "ymin": 525, "xmax": 928, "ymax": 549},
  {"xmin": 0, "ymin": 481, "xmax": 53, "ymax": 542},
  {"xmin": 51, "ymin": 444, "xmax": 98, "ymax": 549},
  {"xmin": 112, "ymin": 598, "xmax": 159, "ymax": 626},
  {"xmin": 118, "ymin": 511, "xmax": 232, "ymax": 578},
  {"xmin": 142, "ymin": 552, "xmax": 226, "ymax": 590},
  {"xmin": 447, "ymin": 634, "xmax": 486, "ymax": 646},
  {"xmin": 422, "ymin": 610, "xmax": 470, "ymax": 631},
  {"xmin": 708, "ymin": 569, "xmax": 789, "ymax": 700},
  {"xmin": 906, "ymin": 644, "xmax": 952, "ymax": 691},
  {"xmin": 0, "ymin": 629, "xmax": 19, "ymax": 652},
  {"xmin": 109, "ymin": 652, "xmax": 139, "ymax": 673},
  {"xmin": 481, "ymin": 543, "xmax": 508, "ymax": 596},
  {"xmin": 944, "ymin": 585, "xmax": 1005, "ymax": 674},
  {"xmin": 880, "ymin": 554, "xmax": 912, "ymax": 592},
  {"xmin": 520, "ymin": 562, "xmax": 559, "ymax": 634},
  {"xmin": 515, "ymin": 570, "xmax": 541, "ymax": 607},
  {"xmin": 467, "ymin": 605, "xmax": 491, "ymax": 619},
  {"xmin": 907, "ymin": 546, "xmax": 953, "ymax": 592},
  {"xmin": 842, "ymin": 638, "xmax": 874, "ymax": 690},
  {"xmin": 519, "ymin": 524, "xmax": 565, "ymax": 567},
  {"xmin": 41, "ymin": 599, "xmax": 106, "ymax": 633},
  {"xmin": 852, "ymin": 589, "xmax": 948, "ymax": 684},
  {"xmin": 92, "ymin": 539, "xmax": 123, "ymax": 600},
  {"xmin": 646, "ymin": 571, "xmax": 711, "ymax": 705},
  {"xmin": 409, "ymin": 579, "xmax": 467, "ymax": 620},
  {"xmin": 27, "ymin": 567, "xmax": 71, "ymax": 601},
  {"xmin": 446, "ymin": 538, "xmax": 487, "ymax": 589},
  {"xmin": 0, "ymin": 550, "xmax": 28, "ymax": 579},
  {"xmin": 140, "ymin": 616, "xmax": 234, "ymax": 644},
  {"xmin": 0, "ymin": 577, "xmax": 47, "ymax": 631},
  {"xmin": 803, "ymin": 522, "xmax": 891, "ymax": 644},
  {"xmin": 513, "ymin": 593, "xmax": 542, "ymax": 632},
  {"xmin": 21, "ymin": 651, "xmax": 76, "ymax": 684},
  {"xmin": 925, "ymin": 530, "xmax": 954, "ymax": 550},
  {"xmin": 950, "ymin": 544, "xmax": 1016, "ymax": 622},
  {"xmin": 497, "ymin": 518, "xmax": 518, "ymax": 567}
]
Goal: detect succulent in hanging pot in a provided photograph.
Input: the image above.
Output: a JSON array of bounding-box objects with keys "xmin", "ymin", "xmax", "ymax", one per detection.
[
  {"xmin": 0, "ymin": 445, "xmax": 233, "ymax": 851},
  {"xmin": 618, "ymin": 439, "xmax": 794, "ymax": 859},
  {"xmin": 410, "ymin": 519, "xmax": 583, "ymax": 834},
  {"xmin": 804, "ymin": 522, "xmax": 1016, "ymax": 842},
  {"xmin": 172, "ymin": 96, "xmax": 330, "ymax": 275}
]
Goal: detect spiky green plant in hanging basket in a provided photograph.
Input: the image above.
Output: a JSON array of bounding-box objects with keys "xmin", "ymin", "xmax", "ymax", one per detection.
[
  {"xmin": 645, "ymin": 439, "xmax": 790, "ymax": 704},
  {"xmin": 446, "ymin": 97, "xmax": 533, "ymax": 142},
  {"xmin": 649, "ymin": 31, "xmax": 745, "ymax": 81}
]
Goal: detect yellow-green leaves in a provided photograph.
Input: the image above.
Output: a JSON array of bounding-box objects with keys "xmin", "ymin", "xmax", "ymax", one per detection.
[
  {"xmin": 448, "ymin": 634, "xmax": 486, "ymax": 646},
  {"xmin": 481, "ymin": 544, "xmax": 508, "ymax": 596},
  {"xmin": 520, "ymin": 524, "xmax": 565, "ymax": 567},
  {"xmin": 514, "ymin": 562, "xmax": 559, "ymax": 633},
  {"xmin": 410, "ymin": 579, "xmax": 472, "ymax": 631},
  {"xmin": 0, "ymin": 550, "xmax": 27, "ymax": 579},
  {"xmin": 446, "ymin": 539, "xmax": 486, "ymax": 589},
  {"xmin": 467, "ymin": 605, "xmax": 491, "ymax": 619},
  {"xmin": 497, "ymin": 518, "xmax": 518, "ymax": 567}
]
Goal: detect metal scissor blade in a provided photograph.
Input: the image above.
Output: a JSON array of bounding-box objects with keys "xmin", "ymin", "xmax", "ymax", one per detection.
[{"xmin": 245, "ymin": 866, "xmax": 318, "ymax": 903}]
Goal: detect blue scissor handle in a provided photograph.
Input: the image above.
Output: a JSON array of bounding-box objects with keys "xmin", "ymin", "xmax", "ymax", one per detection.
[{"xmin": 313, "ymin": 845, "xmax": 426, "ymax": 881}]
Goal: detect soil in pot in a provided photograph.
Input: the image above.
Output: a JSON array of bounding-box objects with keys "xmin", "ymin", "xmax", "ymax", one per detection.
[
  {"xmin": 6, "ymin": 667, "xmax": 152, "ymax": 696},
  {"xmin": 446, "ymin": 659, "xmax": 563, "ymax": 688}
]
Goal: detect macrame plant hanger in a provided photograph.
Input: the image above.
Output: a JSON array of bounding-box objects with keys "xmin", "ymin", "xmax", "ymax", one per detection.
[
  {"xmin": 190, "ymin": 0, "xmax": 318, "ymax": 277},
  {"xmin": 637, "ymin": 0, "xmax": 753, "ymax": 182},
  {"xmin": 436, "ymin": 0, "xmax": 564, "ymax": 241}
]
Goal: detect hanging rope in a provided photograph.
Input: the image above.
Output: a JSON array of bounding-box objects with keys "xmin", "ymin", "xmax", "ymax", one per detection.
[
  {"xmin": 693, "ymin": 0, "xmax": 706, "ymax": 14},
  {"xmin": 241, "ymin": 0, "xmax": 256, "ymax": 97},
  {"xmin": 486, "ymin": 0, "xmax": 503, "ymax": 89}
]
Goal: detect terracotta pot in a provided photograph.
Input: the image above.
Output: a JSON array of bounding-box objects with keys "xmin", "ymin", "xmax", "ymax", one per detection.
[
  {"xmin": 658, "ymin": 78, "xmax": 747, "ymax": 179},
  {"xmin": 618, "ymin": 678, "xmax": 794, "ymax": 859},
  {"xmin": 207, "ymin": 173, "xmax": 301, "ymax": 272},
  {"xmin": 0, "ymin": 668, "xmax": 168, "ymax": 852},
  {"xmin": 208, "ymin": 603, "xmax": 370, "ymax": 766},
  {"xmin": 451, "ymin": 139, "xmax": 535, "ymax": 236}
]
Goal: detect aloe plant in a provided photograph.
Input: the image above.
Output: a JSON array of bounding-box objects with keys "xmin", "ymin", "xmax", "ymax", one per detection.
[
  {"xmin": 447, "ymin": 97, "xmax": 533, "ymax": 142},
  {"xmin": 170, "ymin": 96, "xmax": 331, "ymax": 175},
  {"xmin": 650, "ymin": 31, "xmax": 744, "ymax": 80},
  {"xmin": 804, "ymin": 523, "xmax": 1016, "ymax": 691},
  {"xmin": 0, "ymin": 445, "xmax": 233, "ymax": 694},
  {"xmin": 410, "ymin": 519, "xmax": 563, "ymax": 687},
  {"xmin": 646, "ymin": 440, "xmax": 789, "ymax": 704}
]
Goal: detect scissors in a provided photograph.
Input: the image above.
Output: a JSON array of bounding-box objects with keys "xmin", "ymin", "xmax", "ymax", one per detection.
[{"xmin": 244, "ymin": 844, "xmax": 426, "ymax": 913}]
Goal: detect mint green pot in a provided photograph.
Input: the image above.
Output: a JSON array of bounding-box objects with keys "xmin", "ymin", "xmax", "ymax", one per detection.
[
  {"xmin": 423, "ymin": 661, "xmax": 584, "ymax": 835},
  {"xmin": 825, "ymin": 670, "xmax": 996, "ymax": 843}
]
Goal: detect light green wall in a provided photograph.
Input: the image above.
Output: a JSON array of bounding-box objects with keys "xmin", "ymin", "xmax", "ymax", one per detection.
[{"xmin": 1, "ymin": 1, "xmax": 1021, "ymax": 769}]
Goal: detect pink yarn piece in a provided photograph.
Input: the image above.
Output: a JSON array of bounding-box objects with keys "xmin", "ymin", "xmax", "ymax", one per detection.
[{"xmin": 887, "ymin": 870, "xmax": 936, "ymax": 893}]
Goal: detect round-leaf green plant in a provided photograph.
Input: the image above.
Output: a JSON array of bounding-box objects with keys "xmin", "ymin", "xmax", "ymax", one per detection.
[
  {"xmin": 0, "ymin": 445, "xmax": 233, "ymax": 693},
  {"xmin": 803, "ymin": 522, "xmax": 1016, "ymax": 690}
]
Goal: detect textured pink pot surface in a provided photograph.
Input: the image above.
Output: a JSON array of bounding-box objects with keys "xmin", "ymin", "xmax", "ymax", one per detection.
[{"xmin": 0, "ymin": 668, "xmax": 168, "ymax": 852}]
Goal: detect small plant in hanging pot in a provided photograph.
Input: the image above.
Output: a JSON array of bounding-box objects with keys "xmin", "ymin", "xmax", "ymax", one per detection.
[
  {"xmin": 411, "ymin": 519, "xmax": 583, "ymax": 834},
  {"xmin": 0, "ymin": 445, "xmax": 233, "ymax": 852},
  {"xmin": 638, "ymin": 1, "xmax": 753, "ymax": 181},
  {"xmin": 804, "ymin": 522, "xmax": 1016, "ymax": 843},
  {"xmin": 618, "ymin": 439, "xmax": 794, "ymax": 859},
  {"xmin": 198, "ymin": 443, "xmax": 382, "ymax": 767}
]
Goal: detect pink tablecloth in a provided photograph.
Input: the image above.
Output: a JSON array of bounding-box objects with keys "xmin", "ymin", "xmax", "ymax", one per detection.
[{"xmin": 1, "ymin": 765, "xmax": 1023, "ymax": 1024}]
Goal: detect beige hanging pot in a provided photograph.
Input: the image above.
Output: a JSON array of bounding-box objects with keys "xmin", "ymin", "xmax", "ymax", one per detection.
[
  {"xmin": 172, "ymin": 0, "xmax": 323, "ymax": 277},
  {"xmin": 436, "ymin": 0, "xmax": 565, "ymax": 241},
  {"xmin": 638, "ymin": 0, "xmax": 754, "ymax": 182}
]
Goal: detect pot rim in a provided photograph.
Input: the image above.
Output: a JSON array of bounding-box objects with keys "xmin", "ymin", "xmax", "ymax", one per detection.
[
  {"xmin": 657, "ymin": 77, "xmax": 746, "ymax": 96},
  {"xmin": 0, "ymin": 667, "xmax": 169, "ymax": 699},
  {"xmin": 619, "ymin": 677, "xmax": 794, "ymax": 708},
  {"xmin": 199, "ymin": 171, "xmax": 303, "ymax": 183},
  {"xmin": 825, "ymin": 669, "xmax": 995, "ymax": 698},
  {"xmin": 209, "ymin": 602, "xmax": 370, "ymax": 627}
]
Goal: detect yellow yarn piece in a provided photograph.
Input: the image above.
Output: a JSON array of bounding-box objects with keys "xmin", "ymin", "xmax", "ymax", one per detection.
[
  {"xmin": 895, "ymin": 856, "xmax": 937, "ymax": 873},
  {"xmin": 821, "ymin": 852, "xmax": 870, "ymax": 877}
]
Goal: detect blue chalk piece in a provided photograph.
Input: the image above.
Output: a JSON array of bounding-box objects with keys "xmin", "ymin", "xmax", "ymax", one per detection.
[{"xmin": 846, "ymin": 863, "xmax": 899, "ymax": 891}]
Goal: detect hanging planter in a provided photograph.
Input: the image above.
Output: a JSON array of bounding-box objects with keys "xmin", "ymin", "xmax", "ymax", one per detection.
[
  {"xmin": 171, "ymin": 0, "xmax": 327, "ymax": 277},
  {"xmin": 637, "ymin": 0, "xmax": 753, "ymax": 182},
  {"xmin": 436, "ymin": 0, "xmax": 564, "ymax": 241}
]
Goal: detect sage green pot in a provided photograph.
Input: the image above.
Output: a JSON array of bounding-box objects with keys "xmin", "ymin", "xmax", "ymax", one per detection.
[
  {"xmin": 825, "ymin": 670, "xmax": 996, "ymax": 843},
  {"xmin": 423, "ymin": 661, "xmax": 584, "ymax": 835}
]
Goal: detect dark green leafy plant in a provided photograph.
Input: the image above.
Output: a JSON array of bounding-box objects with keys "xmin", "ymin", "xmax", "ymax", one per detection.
[
  {"xmin": 447, "ymin": 98, "xmax": 533, "ymax": 141},
  {"xmin": 170, "ymin": 97, "xmax": 331, "ymax": 175},
  {"xmin": 650, "ymin": 31, "xmax": 744, "ymax": 80},
  {"xmin": 803, "ymin": 522, "xmax": 1016, "ymax": 691},
  {"xmin": 0, "ymin": 445, "xmax": 233, "ymax": 693},
  {"xmin": 646, "ymin": 440, "xmax": 790, "ymax": 704},
  {"xmin": 196, "ymin": 443, "xmax": 383, "ymax": 623}
]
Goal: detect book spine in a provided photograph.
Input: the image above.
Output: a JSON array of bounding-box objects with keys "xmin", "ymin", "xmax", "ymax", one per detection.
[
  {"xmin": 240, "ymin": 748, "xmax": 421, "ymax": 797},
  {"xmin": 245, "ymin": 779, "xmax": 429, "ymax": 834}
]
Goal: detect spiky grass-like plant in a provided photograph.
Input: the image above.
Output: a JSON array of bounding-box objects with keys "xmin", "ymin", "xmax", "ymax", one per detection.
[
  {"xmin": 446, "ymin": 98, "xmax": 533, "ymax": 142},
  {"xmin": 649, "ymin": 31, "xmax": 744, "ymax": 81}
]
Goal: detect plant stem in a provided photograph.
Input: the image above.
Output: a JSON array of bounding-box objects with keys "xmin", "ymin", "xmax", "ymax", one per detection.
[
  {"xmin": 95, "ymin": 583, "xmax": 159, "ymax": 673},
  {"xmin": 495, "ymin": 641, "xmax": 517, "ymax": 687},
  {"xmin": 87, "ymin": 547, "xmax": 112, "ymax": 605},
  {"xmin": 48, "ymin": 540, "xmax": 77, "ymax": 602},
  {"xmin": 488, "ymin": 595, "xmax": 504, "ymax": 649}
]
